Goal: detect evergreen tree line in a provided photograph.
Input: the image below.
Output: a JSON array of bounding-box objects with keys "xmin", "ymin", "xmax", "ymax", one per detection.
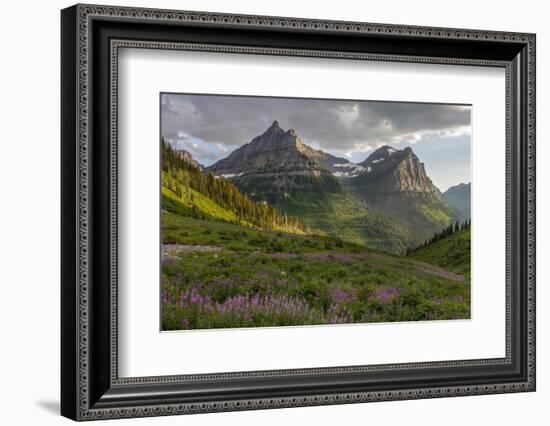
[
  {"xmin": 406, "ymin": 219, "xmax": 471, "ymax": 255},
  {"xmin": 161, "ymin": 138, "xmax": 306, "ymax": 233}
]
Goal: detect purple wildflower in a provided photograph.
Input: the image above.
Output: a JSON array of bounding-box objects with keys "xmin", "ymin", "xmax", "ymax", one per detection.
[
  {"xmin": 161, "ymin": 254, "xmax": 177, "ymax": 265},
  {"xmin": 165, "ymin": 287, "xmax": 354, "ymax": 330},
  {"xmin": 332, "ymin": 254, "xmax": 354, "ymax": 263},
  {"xmin": 375, "ymin": 287, "xmax": 400, "ymax": 303},
  {"xmin": 330, "ymin": 287, "xmax": 356, "ymax": 303},
  {"xmin": 313, "ymin": 253, "xmax": 332, "ymax": 262},
  {"xmin": 269, "ymin": 253, "xmax": 299, "ymax": 258}
]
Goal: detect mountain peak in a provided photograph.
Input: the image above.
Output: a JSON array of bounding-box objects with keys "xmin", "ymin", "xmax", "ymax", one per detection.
[
  {"xmin": 263, "ymin": 121, "xmax": 297, "ymax": 137},
  {"xmin": 260, "ymin": 120, "xmax": 286, "ymax": 138},
  {"xmin": 363, "ymin": 145, "xmax": 402, "ymax": 164},
  {"xmin": 206, "ymin": 123, "xmax": 343, "ymax": 201},
  {"xmin": 354, "ymin": 145, "xmax": 439, "ymax": 194}
]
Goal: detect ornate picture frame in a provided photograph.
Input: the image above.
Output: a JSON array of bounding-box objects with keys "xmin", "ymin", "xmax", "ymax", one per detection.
[{"xmin": 61, "ymin": 4, "xmax": 535, "ymax": 421}]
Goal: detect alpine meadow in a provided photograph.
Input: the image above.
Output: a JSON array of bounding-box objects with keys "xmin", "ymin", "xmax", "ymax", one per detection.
[{"xmin": 160, "ymin": 94, "xmax": 472, "ymax": 331}]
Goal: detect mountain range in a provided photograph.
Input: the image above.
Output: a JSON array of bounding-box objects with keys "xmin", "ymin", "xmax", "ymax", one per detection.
[{"xmin": 189, "ymin": 121, "xmax": 468, "ymax": 251}]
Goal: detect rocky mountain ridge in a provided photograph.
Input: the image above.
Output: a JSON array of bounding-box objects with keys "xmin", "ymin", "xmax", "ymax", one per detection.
[
  {"xmin": 345, "ymin": 145, "xmax": 456, "ymax": 235},
  {"xmin": 354, "ymin": 145, "xmax": 441, "ymax": 194},
  {"xmin": 206, "ymin": 121, "xmax": 342, "ymax": 202}
]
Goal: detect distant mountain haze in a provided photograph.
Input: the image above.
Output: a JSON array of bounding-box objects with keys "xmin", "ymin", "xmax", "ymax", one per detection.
[{"xmin": 443, "ymin": 182, "xmax": 471, "ymax": 221}]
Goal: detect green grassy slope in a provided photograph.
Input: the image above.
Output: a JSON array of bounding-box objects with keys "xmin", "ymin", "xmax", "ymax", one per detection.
[
  {"xmin": 409, "ymin": 226, "xmax": 471, "ymax": 279},
  {"xmin": 276, "ymin": 191, "xmax": 421, "ymax": 254},
  {"xmin": 344, "ymin": 186, "xmax": 456, "ymax": 238},
  {"xmin": 162, "ymin": 212, "xmax": 367, "ymax": 254},
  {"xmin": 162, "ymin": 185, "xmax": 254, "ymax": 227}
]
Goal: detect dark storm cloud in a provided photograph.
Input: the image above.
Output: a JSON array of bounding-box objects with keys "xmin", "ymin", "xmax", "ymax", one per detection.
[{"xmin": 161, "ymin": 93, "xmax": 471, "ymax": 154}]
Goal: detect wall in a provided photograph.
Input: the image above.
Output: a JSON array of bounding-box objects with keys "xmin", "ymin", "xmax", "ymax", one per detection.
[{"xmin": 0, "ymin": 0, "xmax": 546, "ymax": 424}]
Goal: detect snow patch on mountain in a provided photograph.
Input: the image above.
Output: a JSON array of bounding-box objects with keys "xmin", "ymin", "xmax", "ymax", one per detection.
[
  {"xmin": 215, "ymin": 173, "xmax": 243, "ymax": 180},
  {"xmin": 331, "ymin": 162, "xmax": 366, "ymax": 178}
]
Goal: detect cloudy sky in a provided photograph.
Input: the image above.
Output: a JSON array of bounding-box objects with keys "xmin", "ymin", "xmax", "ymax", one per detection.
[{"xmin": 161, "ymin": 93, "xmax": 471, "ymax": 192}]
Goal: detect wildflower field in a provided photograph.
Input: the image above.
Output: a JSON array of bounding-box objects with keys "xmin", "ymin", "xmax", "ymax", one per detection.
[{"xmin": 161, "ymin": 213, "xmax": 470, "ymax": 330}]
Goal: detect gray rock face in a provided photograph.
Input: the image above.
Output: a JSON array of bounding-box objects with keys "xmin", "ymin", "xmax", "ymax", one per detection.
[
  {"xmin": 295, "ymin": 143, "xmax": 351, "ymax": 173},
  {"xmin": 206, "ymin": 121, "xmax": 342, "ymax": 202},
  {"xmin": 357, "ymin": 146, "xmax": 440, "ymax": 194},
  {"xmin": 208, "ymin": 121, "xmax": 317, "ymax": 173},
  {"xmin": 345, "ymin": 145, "xmax": 456, "ymax": 236}
]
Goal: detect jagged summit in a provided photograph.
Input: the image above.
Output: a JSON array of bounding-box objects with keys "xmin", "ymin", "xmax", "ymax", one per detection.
[
  {"xmin": 260, "ymin": 120, "xmax": 298, "ymax": 138},
  {"xmin": 361, "ymin": 145, "xmax": 409, "ymax": 165},
  {"xmin": 207, "ymin": 122, "xmax": 309, "ymax": 172},
  {"xmin": 355, "ymin": 145, "xmax": 438, "ymax": 194},
  {"xmin": 263, "ymin": 120, "xmax": 282, "ymax": 135}
]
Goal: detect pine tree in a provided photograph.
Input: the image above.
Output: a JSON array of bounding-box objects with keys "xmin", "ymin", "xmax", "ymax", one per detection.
[{"xmin": 160, "ymin": 138, "xmax": 306, "ymax": 234}]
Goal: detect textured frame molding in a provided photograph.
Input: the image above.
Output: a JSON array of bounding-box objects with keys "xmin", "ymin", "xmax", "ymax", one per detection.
[
  {"xmin": 61, "ymin": 4, "xmax": 536, "ymax": 421},
  {"xmin": 109, "ymin": 40, "xmax": 512, "ymax": 385}
]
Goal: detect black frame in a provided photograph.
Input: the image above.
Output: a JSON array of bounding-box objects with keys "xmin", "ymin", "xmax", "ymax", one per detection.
[{"xmin": 61, "ymin": 4, "xmax": 536, "ymax": 421}]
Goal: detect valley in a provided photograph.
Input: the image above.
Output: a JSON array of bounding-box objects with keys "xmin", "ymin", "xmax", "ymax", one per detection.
[{"xmin": 160, "ymin": 121, "xmax": 471, "ymax": 330}]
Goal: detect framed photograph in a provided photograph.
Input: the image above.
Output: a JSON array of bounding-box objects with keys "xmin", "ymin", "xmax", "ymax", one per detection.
[{"xmin": 61, "ymin": 4, "xmax": 536, "ymax": 421}]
